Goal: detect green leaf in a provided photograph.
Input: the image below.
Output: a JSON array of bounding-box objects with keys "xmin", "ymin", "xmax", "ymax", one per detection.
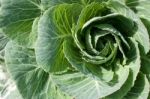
[
  {"xmin": 108, "ymin": 0, "xmax": 150, "ymax": 54},
  {"xmin": 112, "ymin": 0, "xmax": 125, "ymax": 4},
  {"xmin": 104, "ymin": 70, "xmax": 133, "ymax": 99},
  {"xmin": 52, "ymin": 65, "xmax": 129, "ymax": 99},
  {"xmin": 126, "ymin": 0, "xmax": 150, "ymax": 20},
  {"xmin": 76, "ymin": 2, "xmax": 109, "ymax": 31},
  {"xmin": 5, "ymin": 41, "xmax": 72, "ymax": 99},
  {"xmin": 0, "ymin": 0, "xmax": 41, "ymax": 47},
  {"xmin": 41, "ymin": 0, "xmax": 81, "ymax": 11},
  {"xmin": 126, "ymin": 1, "xmax": 150, "ymax": 53},
  {"xmin": 140, "ymin": 18, "xmax": 150, "ymax": 36},
  {"xmin": 41, "ymin": 0, "xmax": 109, "ymax": 9},
  {"xmin": 35, "ymin": 4, "xmax": 82, "ymax": 73},
  {"xmin": 124, "ymin": 73, "xmax": 150, "ymax": 99}
]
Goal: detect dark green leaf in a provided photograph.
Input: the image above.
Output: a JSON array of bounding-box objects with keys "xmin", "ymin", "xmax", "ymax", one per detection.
[{"xmin": 0, "ymin": 0, "xmax": 41, "ymax": 47}]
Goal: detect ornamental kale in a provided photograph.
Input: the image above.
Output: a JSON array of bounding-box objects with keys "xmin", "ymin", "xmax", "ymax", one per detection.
[{"xmin": 0, "ymin": 0, "xmax": 150, "ymax": 99}]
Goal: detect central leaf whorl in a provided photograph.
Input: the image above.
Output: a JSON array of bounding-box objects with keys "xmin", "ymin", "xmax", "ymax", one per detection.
[{"xmin": 75, "ymin": 14, "xmax": 137, "ymax": 65}]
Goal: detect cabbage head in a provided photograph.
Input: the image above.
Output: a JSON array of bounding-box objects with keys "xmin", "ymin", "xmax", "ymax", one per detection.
[{"xmin": 0, "ymin": 0, "xmax": 150, "ymax": 99}]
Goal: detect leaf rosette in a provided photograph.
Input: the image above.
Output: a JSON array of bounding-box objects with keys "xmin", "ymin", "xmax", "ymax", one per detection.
[
  {"xmin": 75, "ymin": 13, "xmax": 135, "ymax": 66},
  {"xmin": 0, "ymin": 0, "xmax": 150, "ymax": 99},
  {"xmin": 35, "ymin": 1, "xmax": 150, "ymax": 99}
]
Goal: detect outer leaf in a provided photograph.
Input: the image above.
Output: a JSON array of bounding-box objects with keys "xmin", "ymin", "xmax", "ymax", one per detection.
[
  {"xmin": 0, "ymin": 31, "xmax": 9, "ymax": 63},
  {"xmin": 41, "ymin": 0, "xmax": 109, "ymax": 9},
  {"xmin": 125, "ymin": 0, "xmax": 150, "ymax": 38},
  {"xmin": 125, "ymin": 0, "xmax": 150, "ymax": 84},
  {"xmin": 140, "ymin": 18, "xmax": 150, "ymax": 36},
  {"xmin": 0, "ymin": 30, "xmax": 9, "ymax": 51},
  {"xmin": 5, "ymin": 41, "xmax": 72, "ymax": 99},
  {"xmin": 28, "ymin": 18, "xmax": 39, "ymax": 48},
  {"xmin": 41, "ymin": 0, "xmax": 81, "ymax": 9},
  {"xmin": 3, "ymin": 89, "xmax": 23, "ymax": 99},
  {"xmin": 0, "ymin": 0, "xmax": 41, "ymax": 47},
  {"xmin": 35, "ymin": 4, "xmax": 82, "ymax": 73},
  {"xmin": 1, "ymin": 82, "xmax": 23, "ymax": 99},
  {"xmin": 0, "ymin": 64, "xmax": 8, "ymax": 92},
  {"xmin": 126, "ymin": 0, "xmax": 150, "ymax": 20},
  {"xmin": 124, "ymin": 73, "xmax": 150, "ymax": 99},
  {"xmin": 52, "ymin": 67, "xmax": 129, "ymax": 99},
  {"xmin": 112, "ymin": 0, "xmax": 125, "ymax": 4},
  {"xmin": 108, "ymin": 0, "xmax": 150, "ymax": 54}
]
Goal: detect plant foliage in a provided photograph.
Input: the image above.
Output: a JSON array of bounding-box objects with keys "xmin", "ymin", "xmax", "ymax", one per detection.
[{"xmin": 0, "ymin": 0, "xmax": 150, "ymax": 99}]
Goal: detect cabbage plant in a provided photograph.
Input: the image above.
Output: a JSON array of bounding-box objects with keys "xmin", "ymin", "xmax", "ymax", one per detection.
[{"xmin": 0, "ymin": 0, "xmax": 150, "ymax": 99}]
